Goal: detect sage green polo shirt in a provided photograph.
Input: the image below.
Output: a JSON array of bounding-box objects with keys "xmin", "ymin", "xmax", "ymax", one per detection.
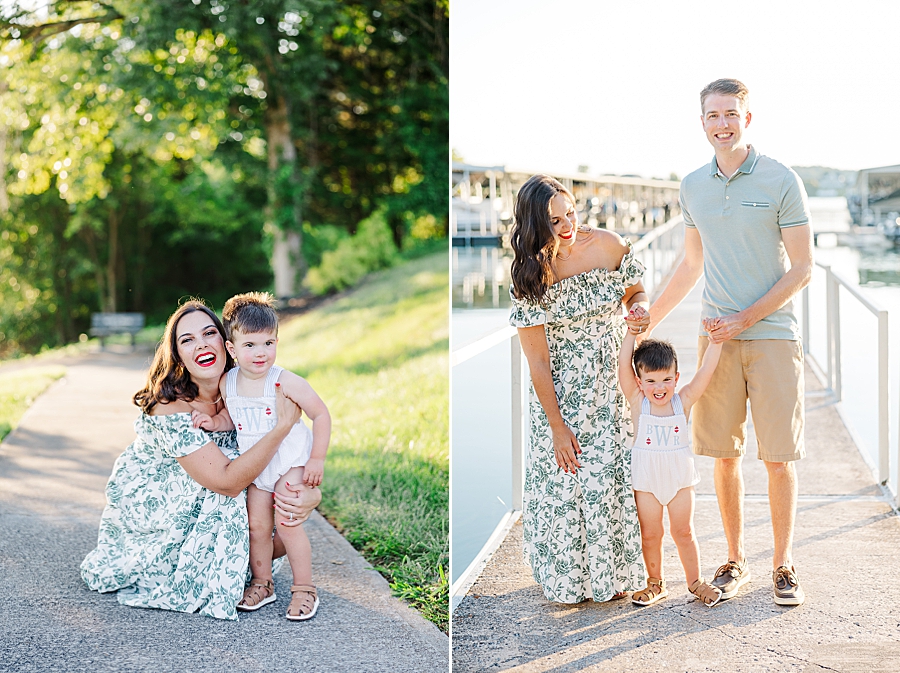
[{"xmin": 679, "ymin": 145, "xmax": 810, "ymax": 340}]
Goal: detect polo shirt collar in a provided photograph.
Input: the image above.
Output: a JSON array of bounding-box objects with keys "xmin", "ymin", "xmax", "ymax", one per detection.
[{"xmin": 709, "ymin": 145, "xmax": 760, "ymax": 177}]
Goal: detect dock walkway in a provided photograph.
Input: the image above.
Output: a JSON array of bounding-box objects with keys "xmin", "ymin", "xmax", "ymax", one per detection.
[
  {"xmin": 452, "ymin": 284, "xmax": 900, "ymax": 672},
  {"xmin": 0, "ymin": 349, "xmax": 448, "ymax": 673}
]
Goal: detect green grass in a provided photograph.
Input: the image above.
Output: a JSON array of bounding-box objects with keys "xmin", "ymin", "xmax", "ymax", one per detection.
[
  {"xmin": 277, "ymin": 251, "xmax": 449, "ymax": 631},
  {"xmin": 0, "ymin": 366, "xmax": 67, "ymax": 442}
]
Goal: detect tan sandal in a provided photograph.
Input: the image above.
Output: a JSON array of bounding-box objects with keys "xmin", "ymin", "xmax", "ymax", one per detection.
[
  {"xmin": 632, "ymin": 577, "xmax": 667, "ymax": 606},
  {"xmin": 237, "ymin": 578, "xmax": 276, "ymax": 611},
  {"xmin": 286, "ymin": 584, "xmax": 319, "ymax": 621},
  {"xmin": 689, "ymin": 578, "xmax": 723, "ymax": 607}
]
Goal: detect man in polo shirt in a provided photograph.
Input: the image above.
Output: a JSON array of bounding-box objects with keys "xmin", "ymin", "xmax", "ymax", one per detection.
[{"xmin": 648, "ymin": 78, "xmax": 813, "ymax": 606}]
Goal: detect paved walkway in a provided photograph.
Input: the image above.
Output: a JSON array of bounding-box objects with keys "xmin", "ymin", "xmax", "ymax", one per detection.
[
  {"xmin": 0, "ymin": 349, "xmax": 448, "ymax": 672},
  {"xmin": 452, "ymin": 284, "xmax": 900, "ymax": 672}
]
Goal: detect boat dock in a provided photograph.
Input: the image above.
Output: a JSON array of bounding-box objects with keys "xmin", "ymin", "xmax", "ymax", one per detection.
[{"xmin": 451, "ymin": 281, "xmax": 900, "ymax": 672}]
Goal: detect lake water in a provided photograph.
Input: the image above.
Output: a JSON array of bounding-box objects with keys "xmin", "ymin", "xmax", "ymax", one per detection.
[{"xmin": 450, "ymin": 196, "xmax": 900, "ymax": 584}]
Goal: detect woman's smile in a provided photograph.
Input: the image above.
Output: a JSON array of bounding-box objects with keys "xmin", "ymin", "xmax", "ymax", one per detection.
[{"xmin": 195, "ymin": 351, "xmax": 217, "ymax": 367}]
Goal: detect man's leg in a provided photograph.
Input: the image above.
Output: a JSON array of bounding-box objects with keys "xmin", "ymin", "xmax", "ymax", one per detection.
[
  {"xmin": 693, "ymin": 337, "xmax": 752, "ymax": 599},
  {"xmin": 764, "ymin": 460, "xmax": 797, "ymax": 569},
  {"xmin": 714, "ymin": 456, "xmax": 745, "ymax": 564},
  {"xmin": 747, "ymin": 339, "xmax": 805, "ymax": 605}
]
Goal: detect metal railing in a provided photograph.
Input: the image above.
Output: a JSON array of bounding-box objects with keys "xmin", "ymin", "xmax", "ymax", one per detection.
[
  {"xmin": 629, "ymin": 215, "xmax": 685, "ymax": 297},
  {"xmin": 802, "ymin": 263, "xmax": 895, "ymax": 495}
]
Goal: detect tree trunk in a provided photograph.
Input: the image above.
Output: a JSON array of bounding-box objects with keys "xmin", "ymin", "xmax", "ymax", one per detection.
[
  {"xmin": 80, "ymin": 225, "xmax": 107, "ymax": 313},
  {"xmin": 265, "ymin": 93, "xmax": 305, "ymax": 298},
  {"xmin": 105, "ymin": 207, "xmax": 118, "ymax": 312},
  {"xmin": 388, "ymin": 212, "xmax": 405, "ymax": 250},
  {"xmin": 0, "ymin": 81, "xmax": 9, "ymax": 216},
  {"xmin": 50, "ymin": 215, "xmax": 72, "ymax": 344}
]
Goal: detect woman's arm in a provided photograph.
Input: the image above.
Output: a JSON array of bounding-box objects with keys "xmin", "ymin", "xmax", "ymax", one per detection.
[
  {"xmin": 176, "ymin": 383, "xmax": 302, "ymax": 497},
  {"xmin": 518, "ymin": 324, "xmax": 582, "ymax": 473},
  {"xmin": 623, "ymin": 280, "xmax": 649, "ymax": 316}
]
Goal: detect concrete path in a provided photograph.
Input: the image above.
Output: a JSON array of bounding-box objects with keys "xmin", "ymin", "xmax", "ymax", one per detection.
[
  {"xmin": 0, "ymin": 349, "xmax": 448, "ymax": 673},
  {"xmin": 452, "ymin": 283, "xmax": 900, "ymax": 672}
]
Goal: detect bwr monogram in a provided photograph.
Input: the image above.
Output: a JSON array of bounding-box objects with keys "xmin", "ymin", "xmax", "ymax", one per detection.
[
  {"xmin": 646, "ymin": 424, "xmax": 677, "ymax": 447},
  {"xmin": 232, "ymin": 406, "xmax": 276, "ymax": 434}
]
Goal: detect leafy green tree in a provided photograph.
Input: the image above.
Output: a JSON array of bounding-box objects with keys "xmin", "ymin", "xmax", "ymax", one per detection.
[{"xmin": 0, "ymin": 0, "xmax": 448, "ymax": 354}]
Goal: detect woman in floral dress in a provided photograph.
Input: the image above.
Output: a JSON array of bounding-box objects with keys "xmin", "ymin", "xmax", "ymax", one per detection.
[
  {"xmin": 81, "ymin": 300, "xmax": 307, "ymax": 620},
  {"xmin": 509, "ymin": 174, "xmax": 650, "ymax": 603}
]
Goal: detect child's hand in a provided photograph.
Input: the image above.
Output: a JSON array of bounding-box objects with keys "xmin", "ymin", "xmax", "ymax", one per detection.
[
  {"xmin": 302, "ymin": 458, "xmax": 324, "ymax": 487},
  {"xmin": 191, "ymin": 410, "xmax": 214, "ymax": 430},
  {"xmin": 702, "ymin": 317, "xmax": 720, "ymax": 338},
  {"xmin": 624, "ymin": 305, "xmax": 650, "ymax": 335}
]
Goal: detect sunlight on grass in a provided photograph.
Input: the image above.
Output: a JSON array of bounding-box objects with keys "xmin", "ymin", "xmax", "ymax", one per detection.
[
  {"xmin": 0, "ymin": 366, "xmax": 66, "ymax": 442},
  {"xmin": 277, "ymin": 252, "xmax": 449, "ymax": 631}
]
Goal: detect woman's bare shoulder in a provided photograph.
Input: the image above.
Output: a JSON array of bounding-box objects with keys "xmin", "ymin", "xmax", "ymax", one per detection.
[
  {"xmin": 586, "ymin": 229, "xmax": 628, "ymax": 267},
  {"xmin": 148, "ymin": 399, "xmax": 193, "ymax": 416}
]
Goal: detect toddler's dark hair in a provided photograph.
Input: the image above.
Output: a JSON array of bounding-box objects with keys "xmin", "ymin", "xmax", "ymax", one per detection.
[
  {"xmin": 632, "ymin": 338, "xmax": 678, "ymax": 376},
  {"xmin": 222, "ymin": 292, "xmax": 278, "ymax": 341}
]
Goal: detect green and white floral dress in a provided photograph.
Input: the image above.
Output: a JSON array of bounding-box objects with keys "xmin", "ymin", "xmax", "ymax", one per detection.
[
  {"xmin": 509, "ymin": 245, "xmax": 646, "ymax": 603},
  {"xmin": 81, "ymin": 413, "xmax": 249, "ymax": 620}
]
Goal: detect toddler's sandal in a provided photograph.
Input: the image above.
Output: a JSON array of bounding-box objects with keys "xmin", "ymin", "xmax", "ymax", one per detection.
[
  {"xmin": 631, "ymin": 578, "xmax": 667, "ymax": 606},
  {"xmin": 287, "ymin": 584, "xmax": 319, "ymax": 621},
  {"xmin": 689, "ymin": 579, "xmax": 723, "ymax": 607},
  {"xmin": 237, "ymin": 578, "xmax": 276, "ymax": 611}
]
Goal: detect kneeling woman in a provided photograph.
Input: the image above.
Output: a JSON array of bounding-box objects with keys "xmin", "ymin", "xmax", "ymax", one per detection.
[
  {"xmin": 81, "ymin": 300, "xmax": 309, "ymax": 620},
  {"xmin": 508, "ymin": 174, "xmax": 648, "ymax": 603}
]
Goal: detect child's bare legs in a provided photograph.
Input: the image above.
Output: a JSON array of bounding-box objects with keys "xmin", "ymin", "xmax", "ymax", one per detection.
[
  {"xmin": 275, "ymin": 467, "xmax": 312, "ymax": 583},
  {"xmin": 666, "ymin": 486, "xmax": 701, "ymax": 586},
  {"xmin": 632, "ymin": 490, "xmax": 668, "ymax": 604},
  {"xmin": 275, "ymin": 466, "xmax": 318, "ymax": 618},
  {"xmin": 246, "ymin": 484, "xmax": 277, "ymax": 580},
  {"xmin": 236, "ymin": 484, "xmax": 278, "ymax": 610},
  {"xmin": 635, "ymin": 490, "xmax": 665, "ymax": 579}
]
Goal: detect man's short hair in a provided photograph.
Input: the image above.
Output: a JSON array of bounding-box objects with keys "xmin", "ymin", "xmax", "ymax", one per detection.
[
  {"xmin": 633, "ymin": 338, "xmax": 678, "ymax": 377},
  {"xmin": 700, "ymin": 78, "xmax": 749, "ymax": 112},
  {"xmin": 222, "ymin": 291, "xmax": 278, "ymax": 341}
]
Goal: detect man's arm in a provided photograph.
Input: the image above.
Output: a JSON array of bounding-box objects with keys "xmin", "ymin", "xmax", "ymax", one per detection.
[
  {"xmin": 706, "ymin": 224, "xmax": 813, "ymax": 343},
  {"xmin": 648, "ymin": 227, "xmax": 704, "ymax": 332}
]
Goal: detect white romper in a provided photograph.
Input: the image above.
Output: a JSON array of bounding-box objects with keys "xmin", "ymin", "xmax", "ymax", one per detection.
[
  {"xmin": 631, "ymin": 393, "xmax": 700, "ymax": 505},
  {"xmin": 225, "ymin": 364, "xmax": 313, "ymax": 492}
]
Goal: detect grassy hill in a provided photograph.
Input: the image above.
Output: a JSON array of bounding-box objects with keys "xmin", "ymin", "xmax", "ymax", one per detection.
[{"xmin": 276, "ymin": 251, "xmax": 449, "ymax": 631}]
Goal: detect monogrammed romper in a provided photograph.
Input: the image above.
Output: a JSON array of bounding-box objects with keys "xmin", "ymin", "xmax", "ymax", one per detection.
[
  {"xmin": 631, "ymin": 393, "xmax": 700, "ymax": 505},
  {"xmin": 225, "ymin": 364, "xmax": 313, "ymax": 492}
]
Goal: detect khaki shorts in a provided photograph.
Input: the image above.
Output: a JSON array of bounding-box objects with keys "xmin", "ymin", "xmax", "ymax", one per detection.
[{"xmin": 693, "ymin": 338, "xmax": 804, "ymax": 462}]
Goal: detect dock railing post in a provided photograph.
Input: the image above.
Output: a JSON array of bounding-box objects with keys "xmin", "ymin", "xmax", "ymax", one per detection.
[
  {"xmin": 511, "ymin": 333, "xmax": 524, "ymax": 511},
  {"xmin": 833, "ymin": 277, "xmax": 842, "ymax": 401},
  {"xmin": 877, "ymin": 310, "xmax": 890, "ymax": 487},
  {"xmin": 801, "ymin": 285, "xmax": 810, "ymax": 354},
  {"xmin": 824, "ymin": 266, "xmax": 836, "ymax": 395}
]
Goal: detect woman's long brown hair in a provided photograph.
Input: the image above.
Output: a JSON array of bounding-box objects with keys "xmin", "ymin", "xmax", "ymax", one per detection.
[
  {"xmin": 133, "ymin": 300, "xmax": 234, "ymax": 414},
  {"xmin": 509, "ymin": 174, "xmax": 576, "ymax": 302}
]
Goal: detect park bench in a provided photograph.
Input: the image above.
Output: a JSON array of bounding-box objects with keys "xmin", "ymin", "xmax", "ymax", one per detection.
[{"xmin": 89, "ymin": 312, "xmax": 145, "ymax": 348}]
